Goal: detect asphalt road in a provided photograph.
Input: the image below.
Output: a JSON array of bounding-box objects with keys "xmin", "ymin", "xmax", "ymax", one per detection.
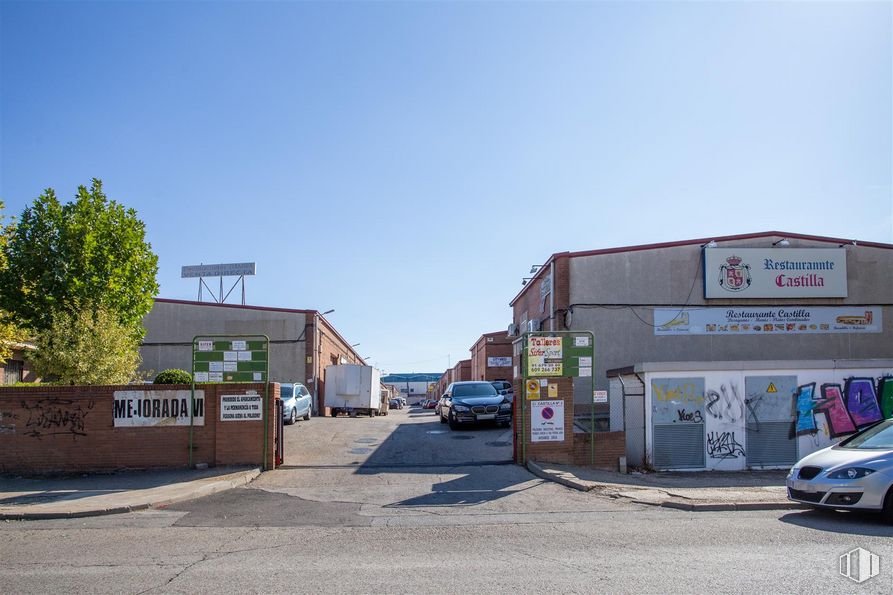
[{"xmin": 2, "ymin": 406, "xmax": 893, "ymax": 593}]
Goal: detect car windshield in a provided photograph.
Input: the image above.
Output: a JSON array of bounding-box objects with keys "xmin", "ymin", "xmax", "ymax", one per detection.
[
  {"xmin": 280, "ymin": 386, "xmax": 293, "ymax": 398},
  {"xmin": 453, "ymin": 383, "xmax": 498, "ymax": 397},
  {"xmin": 838, "ymin": 420, "xmax": 893, "ymax": 449}
]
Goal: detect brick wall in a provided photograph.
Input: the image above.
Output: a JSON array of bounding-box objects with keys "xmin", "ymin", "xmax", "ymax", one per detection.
[
  {"xmin": 511, "ymin": 375, "xmax": 624, "ymax": 470},
  {"xmin": 470, "ymin": 332, "xmax": 514, "ymax": 382},
  {"xmin": 310, "ymin": 317, "xmax": 367, "ymax": 415},
  {"xmin": 0, "ymin": 383, "xmax": 279, "ymax": 474},
  {"xmin": 512, "ymin": 255, "xmax": 570, "ymax": 333}
]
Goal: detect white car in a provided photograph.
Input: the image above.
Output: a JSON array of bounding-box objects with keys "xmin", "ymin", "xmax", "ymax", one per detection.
[{"xmin": 787, "ymin": 419, "xmax": 893, "ymax": 523}]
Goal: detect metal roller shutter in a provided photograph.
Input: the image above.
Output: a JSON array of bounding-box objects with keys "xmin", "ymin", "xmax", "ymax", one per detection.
[
  {"xmin": 653, "ymin": 423, "xmax": 705, "ymax": 469},
  {"xmin": 746, "ymin": 421, "xmax": 797, "ymax": 466}
]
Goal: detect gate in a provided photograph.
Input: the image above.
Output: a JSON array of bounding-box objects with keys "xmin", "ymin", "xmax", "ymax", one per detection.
[
  {"xmin": 745, "ymin": 375, "xmax": 798, "ymax": 467},
  {"xmin": 275, "ymin": 398, "xmax": 285, "ymax": 466}
]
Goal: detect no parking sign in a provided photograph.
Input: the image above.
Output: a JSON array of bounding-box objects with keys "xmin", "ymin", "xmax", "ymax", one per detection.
[{"xmin": 531, "ymin": 400, "xmax": 564, "ymax": 442}]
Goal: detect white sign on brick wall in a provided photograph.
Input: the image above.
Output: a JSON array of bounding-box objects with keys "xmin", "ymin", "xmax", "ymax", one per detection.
[
  {"xmin": 114, "ymin": 390, "xmax": 204, "ymax": 427},
  {"xmin": 220, "ymin": 393, "xmax": 263, "ymax": 421}
]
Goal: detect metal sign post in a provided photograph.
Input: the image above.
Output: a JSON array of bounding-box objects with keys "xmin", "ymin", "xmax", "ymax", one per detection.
[
  {"xmin": 191, "ymin": 334, "xmax": 270, "ymax": 469},
  {"xmin": 518, "ymin": 331, "xmax": 595, "ymax": 466}
]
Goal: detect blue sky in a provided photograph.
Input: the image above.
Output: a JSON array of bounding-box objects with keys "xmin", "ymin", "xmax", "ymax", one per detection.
[{"xmin": 1, "ymin": 1, "xmax": 891, "ymax": 374}]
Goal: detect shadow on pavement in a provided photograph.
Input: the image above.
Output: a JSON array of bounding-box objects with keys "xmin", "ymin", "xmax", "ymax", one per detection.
[
  {"xmin": 778, "ymin": 509, "xmax": 893, "ymax": 536},
  {"xmin": 352, "ymin": 414, "xmax": 526, "ymax": 508},
  {"xmin": 0, "ymin": 466, "xmax": 255, "ymax": 506}
]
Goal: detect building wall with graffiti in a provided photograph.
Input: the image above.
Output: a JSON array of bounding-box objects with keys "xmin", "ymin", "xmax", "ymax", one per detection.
[{"xmin": 638, "ymin": 362, "xmax": 893, "ymax": 471}]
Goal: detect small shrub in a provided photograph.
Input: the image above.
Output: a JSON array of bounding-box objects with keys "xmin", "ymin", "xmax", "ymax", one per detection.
[{"xmin": 153, "ymin": 369, "xmax": 192, "ymax": 385}]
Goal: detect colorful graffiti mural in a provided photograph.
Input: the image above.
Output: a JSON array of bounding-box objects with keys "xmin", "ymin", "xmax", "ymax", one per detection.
[{"xmin": 794, "ymin": 376, "xmax": 893, "ymax": 438}]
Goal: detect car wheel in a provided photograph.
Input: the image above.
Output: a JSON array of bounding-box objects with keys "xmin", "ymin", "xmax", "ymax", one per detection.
[
  {"xmin": 882, "ymin": 486, "xmax": 893, "ymax": 525},
  {"xmin": 448, "ymin": 410, "xmax": 459, "ymax": 431},
  {"xmin": 288, "ymin": 408, "xmax": 296, "ymax": 425},
  {"xmin": 440, "ymin": 410, "xmax": 447, "ymax": 424},
  {"xmin": 498, "ymin": 421, "xmax": 510, "ymax": 428},
  {"xmin": 303, "ymin": 407, "xmax": 311, "ymax": 421}
]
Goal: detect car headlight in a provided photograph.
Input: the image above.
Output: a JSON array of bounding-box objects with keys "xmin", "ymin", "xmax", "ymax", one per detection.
[
  {"xmin": 453, "ymin": 405, "xmax": 470, "ymax": 412},
  {"xmin": 827, "ymin": 467, "xmax": 875, "ymax": 479},
  {"xmin": 499, "ymin": 402, "xmax": 512, "ymax": 411}
]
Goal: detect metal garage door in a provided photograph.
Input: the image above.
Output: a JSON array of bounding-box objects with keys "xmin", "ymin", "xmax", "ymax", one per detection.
[
  {"xmin": 654, "ymin": 423, "xmax": 705, "ymax": 469},
  {"xmin": 651, "ymin": 377, "xmax": 706, "ymax": 470},
  {"xmin": 745, "ymin": 376, "xmax": 798, "ymax": 467}
]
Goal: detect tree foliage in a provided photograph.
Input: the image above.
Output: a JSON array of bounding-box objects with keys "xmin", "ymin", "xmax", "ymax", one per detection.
[
  {"xmin": 0, "ymin": 201, "xmax": 27, "ymax": 364},
  {"xmin": 0, "ymin": 180, "xmax": 159, "ymax": 339},
  {"xmin": 31, "ymin": 306, "xmax": 141, "ymax": 385}
]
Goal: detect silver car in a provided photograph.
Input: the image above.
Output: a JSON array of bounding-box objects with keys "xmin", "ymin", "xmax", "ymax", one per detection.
[
  {"xmin": 787, "ymin": 419, "xmax": 893, "ymax": 522},
  {"xmin": 280, "ymin": 383, "xmax": 312, "ymax": 424}
]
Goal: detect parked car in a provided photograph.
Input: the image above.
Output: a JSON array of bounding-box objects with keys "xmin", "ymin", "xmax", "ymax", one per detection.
[
  {"xmin": 388, "ymin": 398, "xmax": 401, "ymax": 410},
  {"xmin": 280, "ymin": 383, "xmax": 312, "ymax": 424},
  {"xmin": 786, "ymin": 419, "xmax": 893, "ymax": 522},
  {"xmin": 491, "ymin": 381, "xmax": 514, "ymax": 403},
  {"xmin": 439, "ymin": 381, "xmax": 512, "ymax": 430},
  {"xmin": 423, "ymin": 399, "xmax": 437, "ymax": 410}
]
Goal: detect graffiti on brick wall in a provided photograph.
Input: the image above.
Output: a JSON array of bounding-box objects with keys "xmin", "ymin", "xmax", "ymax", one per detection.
[
  {"xmin": 793, "ymin": 377, "xmax": 893, "ymax": 439},
  {"xmin": 21, "ymin": 398, "xmax": 96, "ymax": 440},
  {"xmin": 0, "ymin": 409, "xmax": 18, "ymax": 434}
]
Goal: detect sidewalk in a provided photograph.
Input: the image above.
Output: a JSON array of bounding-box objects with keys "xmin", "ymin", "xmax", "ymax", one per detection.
[
  {"xmin": 528, "ymin": 462, "xmax": 804, "ymax": 511},
  {"xmin": 0, "ymin": 466, "xmax": 260, "ymax": 520}
]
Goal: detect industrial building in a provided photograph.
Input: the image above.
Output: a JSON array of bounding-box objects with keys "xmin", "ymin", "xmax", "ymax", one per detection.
[
  {"xmin": 470, "ymin": 331, "xmax": 513, "ymax": 383},
  {"xmin": 140, "ymin": 298, "xmax": 364, "ymax": 415},
  {"xmin": 510, "ymin": 231, "xmax": 893, "ymax": 470}
]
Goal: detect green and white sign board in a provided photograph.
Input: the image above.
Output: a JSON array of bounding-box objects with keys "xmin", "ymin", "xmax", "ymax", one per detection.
[
  {"xmin": 526, "ymin": 334, "xmax": 593, "ymax": 377},
  {"xmin": 192, "ymin": 337, "xmax": 269, "ymax": 383}
]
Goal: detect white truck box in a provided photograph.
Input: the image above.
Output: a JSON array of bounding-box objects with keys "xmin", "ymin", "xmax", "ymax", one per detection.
[{"xmin": 325, "ymin": 364, "xmax": 382, "ymax": 417}]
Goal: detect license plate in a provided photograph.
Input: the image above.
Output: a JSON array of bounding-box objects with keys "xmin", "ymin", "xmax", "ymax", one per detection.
[
  {"xmin": 792, "ymin": 480, "xmax": 814, "ymax": 492},
  {"xmin": 477, "ymin": 414, "xmax": 496, "ymax": 420}
]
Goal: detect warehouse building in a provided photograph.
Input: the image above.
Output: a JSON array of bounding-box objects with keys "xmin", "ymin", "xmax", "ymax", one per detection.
[
  {"xmin": 510, "ymin": 231, "xmax": 893, "ymax": 470},
  {"xmin": 470, "ymin": 331, "xmax": 513, "ymax": 383},
  {"xmin": 140, "ymin": 298, "xmax": 364, "ymax": 414}
]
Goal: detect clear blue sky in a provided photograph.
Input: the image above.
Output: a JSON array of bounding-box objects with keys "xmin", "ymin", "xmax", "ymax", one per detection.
[{"xmin": 2, "ymin": 1, "xmax": 891, "ymax": 374}]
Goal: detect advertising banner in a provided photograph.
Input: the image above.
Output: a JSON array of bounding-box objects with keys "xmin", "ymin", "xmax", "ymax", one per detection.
[
  {"xmin": 487, "ymin": 356, "xmax": 512, "ymax": 367},
  {"xmin": 654, "ymin": 306, "xmax": 882, "ymax": 336},
  {"xmin": 703, "ymin": 248, "xmax": 847, "ymax": 298},
  {"xmin": 527, "ymin": 336, "xmax": 563, "ymax": 376},
  {"xmin": 114, "ymin": 390, "xmax": 204, "ymax": 427},
  {"xmin": 531, "ymin": 400, "xmax": 564, "ymax": 442}
]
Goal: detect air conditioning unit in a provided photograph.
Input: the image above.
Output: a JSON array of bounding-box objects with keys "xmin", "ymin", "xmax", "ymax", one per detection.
[
  {"xmin": 527, "ymin": 319, "xmax": 541, "ymax": 332},
  {"xmin": 507, "ymin": 323, "xmax": 519, "ymax": 337}
]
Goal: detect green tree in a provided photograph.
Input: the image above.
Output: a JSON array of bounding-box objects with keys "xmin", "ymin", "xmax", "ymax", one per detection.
[
  {"xmin": 0, "ymin": 201, "xmax": 27, "ymax": 364},
  {"xmin": 31, "ymin": 306, "xmax": 141, "ymax": 385},
  {"xmin": 0, "ymin": 179, "xmax": 159, "ymax": 339}
]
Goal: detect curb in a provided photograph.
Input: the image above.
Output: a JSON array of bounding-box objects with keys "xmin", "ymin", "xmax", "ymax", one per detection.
[
  {"xmin": 527, "ymin": 461, "xmax": 594, "ymax": 492},
  {"xmin": 0, "ymin": 467, "xmax": 261, "ymax": 521},
  {"xmin": 527, "ymin": 461, "xmax": 804, "ymax": 512}
]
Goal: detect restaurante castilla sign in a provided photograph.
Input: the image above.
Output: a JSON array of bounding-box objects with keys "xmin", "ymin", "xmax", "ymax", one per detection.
[{"xmin": 704, "ymin": 248, "xmax": 847, "ymax": 298}]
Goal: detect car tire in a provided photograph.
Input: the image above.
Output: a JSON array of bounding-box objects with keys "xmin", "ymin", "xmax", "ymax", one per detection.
[
  {"xmin": 440, "ymin": 410, "xmax": 447, "ymax": 424},
  {"xmin": 448, "ymin": 411, "xmax": 459, "ymax": 431},
  {"xmin": 289, "ymin": 408, "xmax": 296, "ymax": 425},
  {"xmin": 303, "ymin": 407, "xmax": 311, "ymax": 421},
  {"xmin": 498, "ymin": 421, "xmax": 510, "ymax": 428},
  {"xmin": 882, "ymin": 486, "xmax": 893, "ymax": 525},
  {"xmin": 330, "ymin": 409, "xmax": 338, "ymax": 417}
]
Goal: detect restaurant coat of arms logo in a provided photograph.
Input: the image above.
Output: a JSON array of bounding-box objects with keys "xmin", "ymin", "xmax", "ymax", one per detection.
[{"xmin": 718, "ymin": 255, "xmax": 751, "ymax": 292}]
